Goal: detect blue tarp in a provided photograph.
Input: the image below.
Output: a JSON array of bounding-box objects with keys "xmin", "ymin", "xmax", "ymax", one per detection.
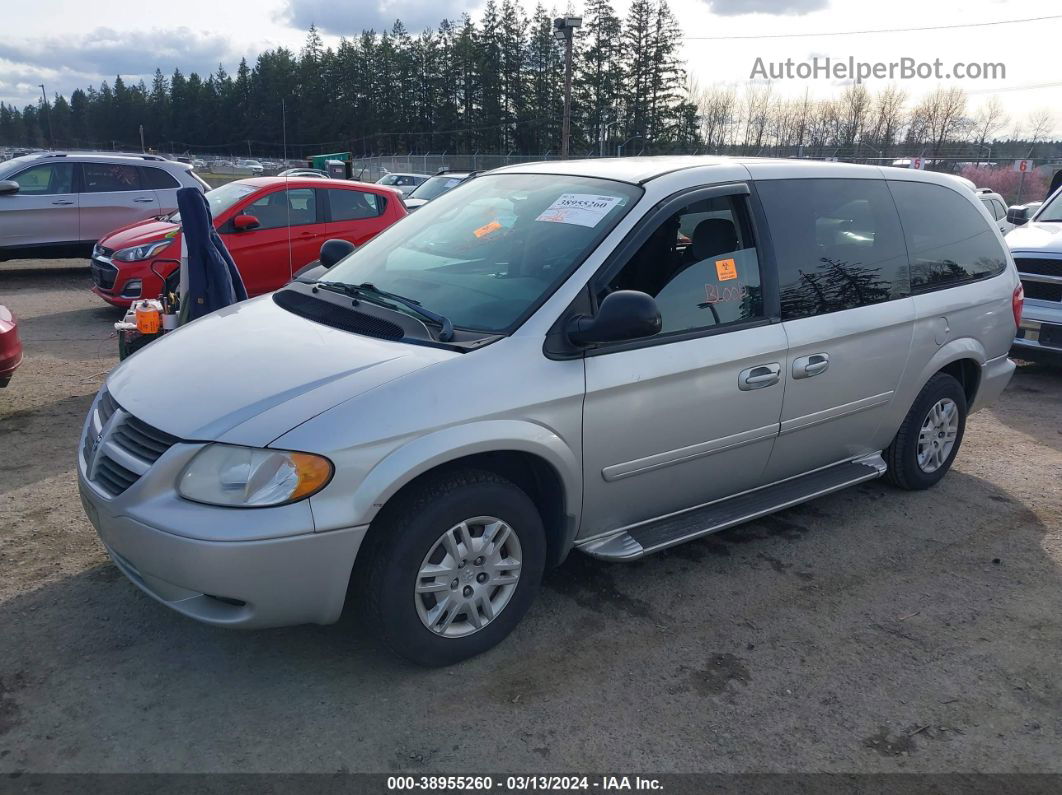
[{"xmin": 177, "ymin": 186, "xmax": 247, "ymax": 321}]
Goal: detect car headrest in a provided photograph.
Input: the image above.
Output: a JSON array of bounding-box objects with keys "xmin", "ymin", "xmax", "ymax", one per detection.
[{"xmin": 691, "ymin": 218, "xmax": 738, "ymax": 262}]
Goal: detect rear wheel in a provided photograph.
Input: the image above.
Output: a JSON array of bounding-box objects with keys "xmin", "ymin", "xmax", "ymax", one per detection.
[
  {"xmin": 362, "ymin": 468, "xmax": 545, "ymax": 666},
  {"xmin": 885, "ymin": 373, "xmax": 967, "ymax": 490}
]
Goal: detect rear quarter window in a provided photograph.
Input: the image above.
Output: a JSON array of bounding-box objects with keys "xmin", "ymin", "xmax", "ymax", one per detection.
[
  {"xmin": 140, "ymin": 167, "xmax": 181, "ymax": 189},
  {"xmin": 888, "ymin": 181, "xmax": 1007, "ymax": 291}
]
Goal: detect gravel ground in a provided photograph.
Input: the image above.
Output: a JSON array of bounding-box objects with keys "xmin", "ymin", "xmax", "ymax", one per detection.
[{"xmin": 1, "ymin": 260, "xmax": 1061, "ymax": 774}]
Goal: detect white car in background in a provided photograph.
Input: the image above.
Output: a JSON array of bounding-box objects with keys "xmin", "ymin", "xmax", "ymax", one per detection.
[
  {"xmin": 976, "ymin": 188, "xmax": 1015, "ymax": 236},
  {"xmin": 233, "ymin": 159, "xmax": 265, "ymax": 176},
  {"xmin": 376, "ymin": 172, "xmax": 430, "ymax": 197}
]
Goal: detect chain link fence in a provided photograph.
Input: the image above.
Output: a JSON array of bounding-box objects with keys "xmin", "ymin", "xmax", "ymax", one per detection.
[{"xmin": 348, "ymin": 153, "xmax": 570, "ymax": 182}]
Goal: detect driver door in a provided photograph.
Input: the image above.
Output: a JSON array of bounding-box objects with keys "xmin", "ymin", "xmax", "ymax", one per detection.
[{"xmin": 580, "ymin": 184, "xmax": 788, "ymax": 538}]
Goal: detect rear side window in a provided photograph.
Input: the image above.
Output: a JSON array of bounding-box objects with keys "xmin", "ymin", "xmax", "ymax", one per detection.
[
  {"xmin": 245, "ymin": 188, "xmax": 317, "ymax": 229},
  {"xmin": 757, "ymin": 178, "xmax": 910, "ymax": 320},
  {"xmin": 140, "ymin": 167, "xmax": 180, "ymax": 189},
  {"xmin": 81, "ymin": 163, "xmax": 141, "ymax": 193},
  {"xmin": 888, "ymin": 181, "xmax": 1007, "ymax": 291},
  {"xmin": 11, "ymin": 163, "xmax": 74, "ymax": 195},
  {"xmin": 329, "ymin": 188, "xmax": 385, "ymax": 221}
]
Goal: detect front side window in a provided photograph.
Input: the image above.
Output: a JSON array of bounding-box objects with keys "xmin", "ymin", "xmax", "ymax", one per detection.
[
  {"xmin": 888, "ymin": 180, "xmax": 1007, "ymax": 290},
  {"xmin": 757, "ymin": 178, "xmax": 910, "ymax": 320},
  {"xmin": 171, "ymin": 182, "xmax": 256, "ymax": 223},
  {"xmin": 329, "ymin": 188, "xmax": 384, "ymax": 221},
  {"xmin": 11, "ymin": 163, "xmax": 74, "ymax": 195},
  {"xmin": 605, "ymin": 194, "xmax": 764, "ymax": 335},
  {"xmin": 324, "ymin": 173, "xmax": 641, "ymax": 332},
  {"xmin": 81, "ymin": 163, "xmax": 141, "ymax": 192},
  {"xmin": 245, "ymin": 188, "xmax": 317, "ymax": 229}
]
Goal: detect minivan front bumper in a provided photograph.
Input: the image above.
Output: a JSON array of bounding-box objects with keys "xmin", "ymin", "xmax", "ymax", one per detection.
[
  {"xmin": 77, "ymin": 477, "xmax": 365, "ymax": 628},
  {"xmin": 77, "ymin": 388, "xmax": 368, "ymax": 629},
  {"xmin": 78, "ymin": 477, "xmax": 366, "ymax": 629}
]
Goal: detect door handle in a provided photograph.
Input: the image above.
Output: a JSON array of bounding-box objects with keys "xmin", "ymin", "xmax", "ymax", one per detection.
[
  {"xmin": 793, "ymin": 353, "xmax": 830, "ymax": 379},
  {"xmin": 51, "ymin": 199, "xmax": 74, "ymax": 205},
  {"xmin": 738, "ymin": 362, "xmax": 781, "ymax": 391},
  {"xmin": 134, "ymin": 197, "xmax": 155, "ymax": 203}
]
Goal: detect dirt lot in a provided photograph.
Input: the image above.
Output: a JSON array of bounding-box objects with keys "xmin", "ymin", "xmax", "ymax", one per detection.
[{"xmin": 1, "ymin": 260, "xmax": 1061, "ymax": 774}]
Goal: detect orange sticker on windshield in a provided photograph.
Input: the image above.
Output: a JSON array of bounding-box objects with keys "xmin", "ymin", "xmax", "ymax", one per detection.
[
  {"xmin": 715, "ymin": 258, "xmax": 738, "ymax": 281},
  {"xmin": 474, "ymin": 220, "xmax": 502, "ymax": 238}
]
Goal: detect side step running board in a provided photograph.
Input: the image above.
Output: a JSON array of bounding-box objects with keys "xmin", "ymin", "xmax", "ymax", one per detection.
[{"xmin": 578, "ymin": 454, "xmax": 886, "ymax": 561}]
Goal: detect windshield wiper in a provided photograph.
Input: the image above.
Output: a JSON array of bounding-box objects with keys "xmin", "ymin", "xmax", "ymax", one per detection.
[{"xmin": 313, "ymin": 281, "xmax": 455, "ymax": 342}]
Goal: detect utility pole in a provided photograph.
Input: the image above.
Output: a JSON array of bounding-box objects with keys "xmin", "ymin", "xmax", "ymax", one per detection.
[
  {"xmin": 282, "ymin": 99, "xmax": 288, "ymax": 165},
  {"xmin": 139, "ymin": 124, "xmax": 145, "ymax": 153},
  {"xmin": 554, "ymin": 16, "xmax": 582, "ymax": 159},
  {"xmin": 39, "ymin": 84, "xmax": 53, "ymax": 146}
]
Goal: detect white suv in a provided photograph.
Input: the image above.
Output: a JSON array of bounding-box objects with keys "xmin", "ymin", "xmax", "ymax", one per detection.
[{"xmin": 0, "ymin": 152, "xmax": 208, "ymax": 260}]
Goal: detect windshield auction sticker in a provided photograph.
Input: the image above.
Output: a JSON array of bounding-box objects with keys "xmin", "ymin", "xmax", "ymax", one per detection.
[{"xmin": 536, "ymin": 194, "xmax": 623, "ymax": 227}]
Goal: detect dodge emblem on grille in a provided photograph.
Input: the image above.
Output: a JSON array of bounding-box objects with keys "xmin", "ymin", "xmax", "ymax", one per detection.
[{"xmin": 90, "ymin": 431, "xmax": 103, "ymax": 457}]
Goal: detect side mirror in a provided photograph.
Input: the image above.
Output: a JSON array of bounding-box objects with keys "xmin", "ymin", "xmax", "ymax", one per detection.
[
  {"xmin": 0, "ymin": 180, "xmax": 20, "ymax": 195},
  {"xmin": 319, "ymin": 238, "xmax": 356, "ymax": 269},
  {"xmin": 567, "ymin": 290, "xmax": 662, "ymax": 346},
  {"xmin": 233, "ymin": 214, "xmax": 260, "ymax": 231},
  {"xmin": 1006, "ymin": 204, "xmax": 1037, "ymax": 226}
]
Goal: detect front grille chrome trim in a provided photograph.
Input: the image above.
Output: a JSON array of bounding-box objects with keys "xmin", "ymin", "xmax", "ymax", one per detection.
[{"xmin": 81, "ymin": 389, "xmax": 179, "ymax": 498}]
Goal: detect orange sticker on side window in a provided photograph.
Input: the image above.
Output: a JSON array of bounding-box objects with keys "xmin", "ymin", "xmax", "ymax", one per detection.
[
  {"xmin": 715, "ymin": 258, "xmax": 738, "ymax": 281},
  {"xmin": 474, "ymin": 220, "xmax": 502, "ymax": 238}
]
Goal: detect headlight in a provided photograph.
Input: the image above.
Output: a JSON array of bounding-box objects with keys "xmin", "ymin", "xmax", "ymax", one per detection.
[
  {"xmin": 113, "ymin": 240, "xmax": 173, "ymax": 262},
  {"xmin": 178, "ymin": 444, "xmax": 333, "ymax": 508}
]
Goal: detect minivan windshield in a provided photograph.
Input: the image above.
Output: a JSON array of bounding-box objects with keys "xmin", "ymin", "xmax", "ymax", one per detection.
[
  {"xmin": 323, "ymin": 173, "xmax": 641, "ymax": 332},
  {"xmin": 169, "ymin": 182, "xmax": 257, "ymax": 222}
]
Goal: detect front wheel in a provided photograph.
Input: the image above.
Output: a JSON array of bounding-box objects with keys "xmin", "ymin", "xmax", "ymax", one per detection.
[
  {"xmin": 362, "ymin": 469, "xmax": 546, "ymax": 666},
  {"xmin": 885, "ymin": 373, "xmax": 967, "ymax": 490}
]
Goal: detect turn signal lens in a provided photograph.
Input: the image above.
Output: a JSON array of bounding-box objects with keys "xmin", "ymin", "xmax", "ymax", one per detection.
[{"xmin": 1012, "ymin": 283, "xmax": 1024, "ymax": 330}]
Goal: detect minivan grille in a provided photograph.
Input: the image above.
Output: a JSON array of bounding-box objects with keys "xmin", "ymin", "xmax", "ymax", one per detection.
[
  {"xmin": 82, "ymin": 389, "xmax": 179, "ymax": 497},
  {"xmin": 273, "ymin": 289, "xmax": 405, "ymax": 340},
  {"xmin": 111, "ymin": 414, "xmax": 179, "ymax": 463}
]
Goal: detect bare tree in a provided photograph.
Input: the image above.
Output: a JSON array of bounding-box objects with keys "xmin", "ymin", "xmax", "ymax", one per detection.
[
  {"xmin": 1025, "ymin": 108, "xmax": 1055, "ymax": 156},
  {"xmin": 867, "ymin": 85, "xmax": 907, "ymax": 160},
  {"xmin": 969, "ymin": 97, "xmax": 1007, "ymax": 164},
  {"xmin": 918, "ymin": 87, "xmax": 967, "ymax": 160},
  {"xmin": 837, "ymin": 83, "xmax": 871, "ymax": 157}
]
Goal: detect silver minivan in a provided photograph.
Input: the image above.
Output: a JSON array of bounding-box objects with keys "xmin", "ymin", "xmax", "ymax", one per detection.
[{"xmin": 77, "ymin": 157, "xmax": 1020, "ymax": 665}]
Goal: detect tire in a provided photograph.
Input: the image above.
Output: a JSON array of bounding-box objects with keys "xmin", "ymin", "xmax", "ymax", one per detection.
[
  {"xmin": 885, "ymin": 373, "xmax": 967, "ymax": 490},
  {"xmin": 361, "ymin": 468, "xmax": 546, "ymax": 666}
]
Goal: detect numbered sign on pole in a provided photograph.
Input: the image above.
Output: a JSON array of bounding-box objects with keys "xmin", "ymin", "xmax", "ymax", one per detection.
[
  {"xmin": 910, "ymin": 157, "xmax": 924, "ymax": 170},
  {"xmin": 1013, "ymin": 159, "xmax": 1030, "ymax": 173}
]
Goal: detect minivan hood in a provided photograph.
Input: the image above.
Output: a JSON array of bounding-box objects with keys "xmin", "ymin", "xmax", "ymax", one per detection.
[
  {"xmin": 106, "ymin": 295, "xmax": 457, "ymax": 445},
  {"xmin": 101, "ymin": 218, "xmax": 182, "ymax": 250},
  {"xmin": 1006, "ymin": 221, "xmax": 1062, "ymax": 254}
]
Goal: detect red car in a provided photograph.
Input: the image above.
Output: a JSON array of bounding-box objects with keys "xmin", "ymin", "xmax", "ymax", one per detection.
[
  {"xmin": 0, "ymin": 304, "xmax": 22, "ymax": 387},
  {"xmin": 90, "ymin": 177, "xmax": 406, "ymax": 307}
]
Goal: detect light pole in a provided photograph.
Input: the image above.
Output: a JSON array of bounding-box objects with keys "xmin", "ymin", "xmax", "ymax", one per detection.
[
  {"xmin": 554, "ymin": 16, "xmax": 581, "ymax": 160},
  {"xmin": 39, "ymin": 84, "xmax": 53, "ymax": 146}
]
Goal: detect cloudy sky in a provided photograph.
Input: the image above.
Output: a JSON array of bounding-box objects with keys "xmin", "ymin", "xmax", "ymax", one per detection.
[{"xmin": 3, "ymin": 0, "xmax": 1059, "ymax": 135}]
